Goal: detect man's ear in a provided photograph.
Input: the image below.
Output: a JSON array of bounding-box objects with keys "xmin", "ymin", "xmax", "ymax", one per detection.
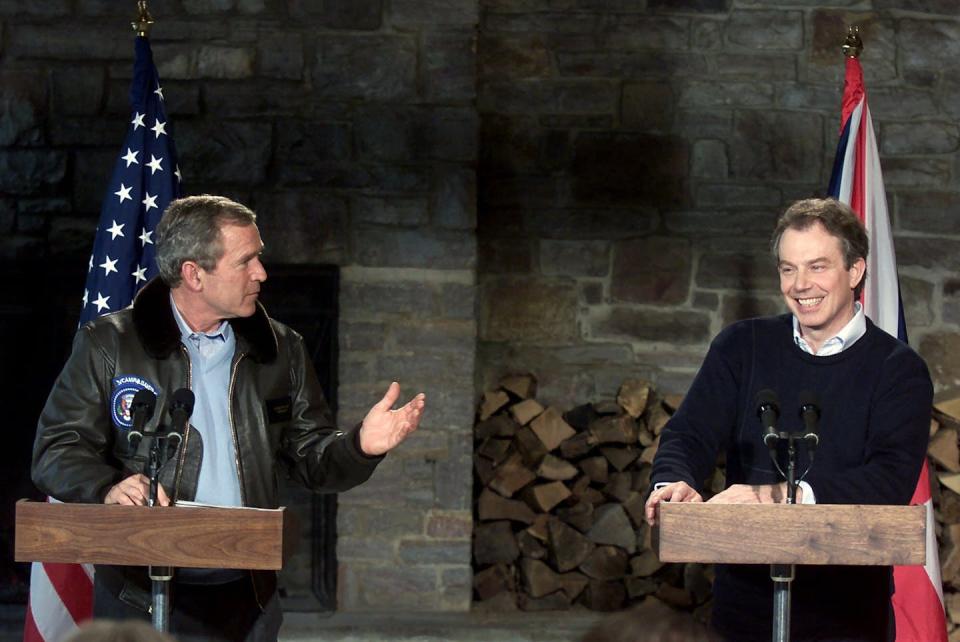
[
  {"xmin": 849, "ymin": 256, "xmax": 866, "ymax": 290},
  {"xmin": 180, "ymin": 261, "xmax": 203, "ymax": 292}
]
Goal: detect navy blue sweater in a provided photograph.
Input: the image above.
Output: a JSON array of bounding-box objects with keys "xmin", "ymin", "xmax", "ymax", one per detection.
[{"xmin": 652, "ymin": 315, "xmax": 933, "ymax": 641}]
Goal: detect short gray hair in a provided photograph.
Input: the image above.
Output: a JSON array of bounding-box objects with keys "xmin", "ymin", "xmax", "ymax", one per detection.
[{"xmin": 155, "ymin": 194, "xmax": 257, "ymax": 287}]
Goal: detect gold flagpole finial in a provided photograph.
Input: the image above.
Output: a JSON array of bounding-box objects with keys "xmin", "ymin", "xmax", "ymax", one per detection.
[
  {"xmin": 132, "ymin": 0, "xmax": 154, "ymax": 37},
  {"xmin": 841, "ymin": 25, "xmax": 863, "ymax": 59}
]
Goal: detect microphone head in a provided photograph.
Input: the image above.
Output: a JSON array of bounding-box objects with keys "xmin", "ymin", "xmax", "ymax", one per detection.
[
  {"xmin": 756, "ymin": 388, "xmax": 779, "ymax": 418},
  {"xmin": 132, "ymin": 389, "xmax": 157, "ymax": 413},
  {"xmin": 170, "ymin": 388, "xmax": 195, "ymax": 414},
  {"xmin": 799, "ymin": 390, "xmax": 820, "ymax": 418}
]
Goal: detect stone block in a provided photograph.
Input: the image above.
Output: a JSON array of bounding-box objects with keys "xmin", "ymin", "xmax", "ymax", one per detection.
[
  {"xmin": 881, "ymin": 122, "xmax": 960, "ymax": 156},
  {"xmin": 593, "ymin": 307, "xmax": 711, "ymax": 344},
  {"xmin": 0, "ymin": 71, "xmax": 46, "ymax": 146},
  {"xmin": 0, "ymin": 0, "xmax": 69, "ymax": 15},
  {"xmin": 353, "ymin": 195, "xmax": 429, "ymax": 226},
  {"xmin": 695, "ymin": 184, "xmax": 781, "ymax": 208},
  {"xmin": 649, "ymin": 0, "xmax": 727, "ymax": 10},
  {"xmin": 881, "ymin": 158, "xmax": 952, "ymax": 189},
  {"xmin": 875, "ymin": 0, "xmax": 957, "ymax": 10},
  {"xmin": 527, "ymin": 209, "xmax": 660, "ymax": 240},
  {"xmin": 182, "ymin": 0, "xmax": 234, "ymax": 11},
  {"xmin": 257, "ymin": 32, "xmax": 303, "ymax": 80},
  {"xmin": 776, "ymin": 83, "xmax": 840, "ymax": 112},
  {"xmin": 340, "ymin": 279, "xmax": 470, "ymax": 321},
  {"xmin": 177, "ymin": 120, "xmax": 271, "ymax": 184},
  {"xmin": 611, "ymin": 237, "xmax": 691, "ymax": 305},
  {"xmin": 678, "ymin": 80, "xmax": 773, "ymax": 108},
  {"xmin": 726, "ymin": 10, "xmax": 802, "ymax": 49},
  {"xmin": 899, "ymin": 19, "xmax": 960, "ymax": 86},
  {"xmin": 197, "ymin": 45, "xmax": 254, "ymax": 79},
  {"xmin": 9, "ymin": 25, "xmax": 130, "ymax": 60},
  {"xmin": 69, "ymin": 149, "xmax": 114, "ymax": 213},
  {"xmin": 341, "ymin": 562, "xmax": 439, "ymax": 610},
  {"xmin": 77, "ymin": 0, "xmax": 180, "ymax": 15},
  {"xmin": 712, "ymin": 52, "xmax": 797, "ymax": 81},
  {"xmin": 430, "ymin": 110, "xmax": 479, "ymax": 163},
  {"xmin": 868, "ymin": 87, "xmax": 938, "ymax": 120},
  {"xmin": 945, "ymin": 82, "xmax": 960, "ymax": 120},
  {"xmin": 479, "ymin": 34, "xmax": 551, "ymax": 81},
  {"xmin": 391, "ymin": 0, "xmax": 477, "ymax": 26},
  {"xmin": 391, "ymin": 320, "xmax": 476, "ymax": 351},
  {"xmin": 49, "ymin": 117, "xmax": 121, "ymax": 147},
  {"xmin": 942, "ymin": 279, "xmax": 960, "ymax": 327},
  {"xmin": 252, "ymin": 191, "xmax": 347, "ymax": 264},
  {"xmin": 721, "ymin": 294, "xmax": 783, "ymax": 327},
  {"xmin": 273, "ymin": 120, "xmax": 351, "ymax": 185},
  {"xmin": 691, "ymin": 140, "xmax": 727, "ymax": 179},
  {"xmin": 481, "ymin": 114, "xmax": 543, "ymax": 176},
  {"xmin": 354, "ymin": 106, "xmax": 425, "ymax": 162},
  {"xmin": 49, "ymin": 215, "xmax": 96, "ymax": 257},
  {"xmin": 424, "ymin": 30, "xmax": 476, "ymax": 102},
  {"xmin": 692, "ymin": 290, "xmax": 719, "ymax": 310},
  {"xmin": 895, "ymin": 238, "xmax": 960, "ymax": 273},
  {"xmin": 338, "ymin": 536, "xmax": 397, "ymax": 562},
  {"xmin": 692, "ymin": 18, "xmax": 723, "ymax": 49},
  {"xmin": 919, "ymin": 332, "xmax": 960, "ymax": 391},
  {"xmin": 730, "ymin": 111, "xmax": 822, "ymax": 182},
  {"xmin": 353, "ymin": 227, "xmax": 476, "ymax": 270},
  {"xmin": 478, "ymin": 236, "xmax": 534, "ymax": 274},
  {"xmin": 308, "ymin": 0, "xmax": 382, "ymax": 29},
  {"xmin": 0, "ymin": 150, "xmax": 66, "ymax": 195},
  {"xmin": 339, "ymin": 504, "xmax": 424, "ymax": 537},
  {"xmin": 896, "ymin": 192, "xmax": 960, "ymax": 235},
  {"xmin": 899, "ymin": 276, "xmax": 934, "ymax": 328},
  {"xmin": 696, "ymin": 251, "xmax": 779, "ymax": 291},
  {"xmin": 603, "ymin": 15, "xmax": 691, "ymax": 50},
  {"xmin": 374, "ymin": 349, "xmax": 474, "ymax": 387},
  {"xmin": 540, "ymin": 240, "xmax": 610, "ymax": 278},
  {"xmin": 572, "ymin": 133, "xmax": 689, "ymax": 208},
  {"xmin": 665, "ymin": 209, "xmax": 778, "ymax": 236},
  {"xmin": 237, "ymin": 0, "xmax": 266, "ymax": 13},
  {"xmin": 51, "ymin": 66, "xmax": 104, "ymax": 116},
  {"xmin": 674, "ymin": 109, "xmax": 733, "ymax": 138},
  {"xmin": 340, "ymin": 322, "xmax": 388, "ymax": 352},
  {"xmin": 481, "ymin": 277, "xmax": 579, "ymax": 343},
  {"xmin": 426, "ymin": 511, "xmax": 472, "ymax": 539},
  {"xmin": 313, "ymin": 36, "xmax": 416, "ymax": 101},
  {"xmin": 581, "ymin": 281, "xmax": 603, "ymax": 305},
  {"xmin": 433, "ymin": 166, "xmax": 476, "ymax": 230},
  {"xmin": 398, "ymin": 539, "xmax": 471, "ymax": 565},
  {"xmin": 621, "ymin": 82, "xmax": 673, "ymax": 131},
  {"xmin": 478, "ymin": 79, "xmax": 618, "ymax": 115},
  {"xmin": 556, "ymin": 51, "xmax": 708, "ymax": 79}
]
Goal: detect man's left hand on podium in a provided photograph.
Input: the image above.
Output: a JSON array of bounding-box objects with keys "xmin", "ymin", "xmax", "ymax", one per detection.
[{"xmin": 706, "ymin": 482, "xmax": 802, "ymax": 504}]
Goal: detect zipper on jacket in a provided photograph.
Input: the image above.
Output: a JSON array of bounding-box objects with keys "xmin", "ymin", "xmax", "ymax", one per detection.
[
  {"xmin": 172, "ymin": 345, "xmax": 192, "ymax": 502},
  {"xmin": 228, "ymin": 352, "xmax": 247, "ymax": 507}
]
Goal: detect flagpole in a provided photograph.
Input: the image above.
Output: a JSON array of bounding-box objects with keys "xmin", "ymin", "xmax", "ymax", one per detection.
[{"xmin": 132, "ymin": 0, "xmax": 154, "ymax": 37}]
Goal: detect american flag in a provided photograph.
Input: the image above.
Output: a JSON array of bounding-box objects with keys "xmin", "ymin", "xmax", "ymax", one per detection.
[
  {"xmin": 24, "ymin": 35, "xmax": 181, "ymax": 642},
  {"xmin": 827, "ymin": 53, "xmax": 947, "ymax": 642}
]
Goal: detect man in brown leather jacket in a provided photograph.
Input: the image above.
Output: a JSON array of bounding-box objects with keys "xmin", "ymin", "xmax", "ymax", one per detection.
[{"xmin": 32, "ymin": 194, "xmax": 425, "ymax": 641}]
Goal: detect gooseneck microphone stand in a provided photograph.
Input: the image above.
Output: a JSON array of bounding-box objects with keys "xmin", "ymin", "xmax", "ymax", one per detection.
[{"xmin": 144, "ymin": 426, "xmax": 182, "ymax": 632}]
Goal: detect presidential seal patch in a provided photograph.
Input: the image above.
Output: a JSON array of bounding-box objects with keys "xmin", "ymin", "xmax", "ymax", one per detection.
[{"xmin": 110, "ymin": 375, "xmax": 160, "ymax": 430}]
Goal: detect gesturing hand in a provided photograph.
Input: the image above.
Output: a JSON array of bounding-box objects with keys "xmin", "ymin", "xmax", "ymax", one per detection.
[{"xmin": 358, "ymin": 382, "xmax": 426, "ymax": 456}]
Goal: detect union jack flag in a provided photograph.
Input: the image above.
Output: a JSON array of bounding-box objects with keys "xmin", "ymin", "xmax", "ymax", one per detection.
[
  {"xmin": 24, "ymin": 35, "xmax": 181, "ymax": 642},
  {"xmin": 828, "ymin": 53, "xmax": 947, "ymax": 642}
]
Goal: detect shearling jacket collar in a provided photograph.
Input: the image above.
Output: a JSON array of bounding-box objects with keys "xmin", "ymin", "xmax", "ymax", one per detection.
[{"xmin": 131, "ymin": 277, "xmax": 278, "ymax": 363}]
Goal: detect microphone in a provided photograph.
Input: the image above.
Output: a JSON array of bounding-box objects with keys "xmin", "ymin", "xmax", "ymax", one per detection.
[
  {"xmin": 799, "ymin": 390, "xmax": 821, "ymax": 449},
  {"xmin": 127, "ymin": 389, "xmax": 157, "ymax": 450},
  {"xmin": 756, "ymin": 389, "xmax": 780, "ymax": 448},
  {"xmin": 166, "ymin": 388, "xmax": 195, "ymax": 452}
]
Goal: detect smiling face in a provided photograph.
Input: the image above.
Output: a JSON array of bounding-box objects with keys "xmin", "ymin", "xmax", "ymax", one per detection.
[
  {"xmin": 196, "ymin": 222, "xmax": 267, "ymax": 322},
  {"xmin": 777, "ymin": 221, "xmax": 865, "ymax": 351}
]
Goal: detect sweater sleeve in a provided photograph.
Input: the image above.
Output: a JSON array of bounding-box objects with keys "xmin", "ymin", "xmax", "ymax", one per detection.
[
  {"xmin": 651, "ymin": 324, "xmax": 743, "ymax": 493},
  {"xmin": 803, "ymin": 345, "xmax": 933, "ymax": 505}
]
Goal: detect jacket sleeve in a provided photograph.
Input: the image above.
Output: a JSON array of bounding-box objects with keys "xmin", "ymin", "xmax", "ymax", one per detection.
[
  {"xmin": 650, "ymin": 326, "xmax": 742, "ymax": 493},
  {"xmin": 803, "ymin": 346, "xmax": 933, "ymax": 505},
  {"xmin": 32, "ymin": 325, "xmax": 126, "ymax": 503},
  {"xmin": 277, "ymin": 332, "xmax": 383, "ymax": 493}
]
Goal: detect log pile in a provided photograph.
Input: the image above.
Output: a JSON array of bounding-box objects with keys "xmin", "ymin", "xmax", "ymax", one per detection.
[{"xmin": 472, "ymin": 373, "xmax": 960, "ymax": 634}]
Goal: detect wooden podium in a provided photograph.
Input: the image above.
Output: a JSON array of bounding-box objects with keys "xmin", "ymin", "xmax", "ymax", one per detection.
[
  {"xmin": 15, "ymin": 499, "xmax": 293, "ymax": 570},
  {"xmin": 654, "ymin": 503, "xmax": 926, "ymax": 566}
]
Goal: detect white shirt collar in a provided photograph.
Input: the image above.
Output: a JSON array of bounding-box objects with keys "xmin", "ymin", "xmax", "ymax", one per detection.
[{"xmin": 793, "ymin": 302, "xmax": 865, "ymax": 356}]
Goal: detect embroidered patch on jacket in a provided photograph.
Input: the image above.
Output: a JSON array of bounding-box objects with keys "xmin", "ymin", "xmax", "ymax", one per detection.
[{"xmin": 110, "ymin": 375, "xmax": 161, "ymax": 430}]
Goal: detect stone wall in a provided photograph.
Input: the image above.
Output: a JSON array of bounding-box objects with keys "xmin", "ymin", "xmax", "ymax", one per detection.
[
  {"xmin": 0, "ymin": 0, "xmax": 477, "ymax": 612},
  {"xmin": 477, "ymin": 1, "xmax": 960, "ymax": 409}
]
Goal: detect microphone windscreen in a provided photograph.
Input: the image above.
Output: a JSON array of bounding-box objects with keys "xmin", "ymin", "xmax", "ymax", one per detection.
[{"xmin": 171, "ymin": 388, "xmax": 195, "ymax": 415}]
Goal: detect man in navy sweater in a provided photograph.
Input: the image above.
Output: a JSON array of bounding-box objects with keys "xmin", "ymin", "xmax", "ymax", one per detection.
[{"xmin": 644, "ymin": 198, "xmax": 933, "ymax": 641}]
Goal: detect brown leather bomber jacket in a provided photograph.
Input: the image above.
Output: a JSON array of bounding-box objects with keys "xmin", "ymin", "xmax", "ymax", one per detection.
[{"xmin": 31, "ymin": 277, "xmax": 382, "ymax": 612}]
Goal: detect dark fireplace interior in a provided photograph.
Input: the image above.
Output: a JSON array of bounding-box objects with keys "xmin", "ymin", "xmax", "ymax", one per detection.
[{"xmin": 0, "ymin": 261, "xmax": 340, "ymax": 612}]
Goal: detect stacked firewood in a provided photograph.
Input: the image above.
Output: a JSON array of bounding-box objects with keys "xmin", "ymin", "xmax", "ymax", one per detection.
[
  {"xmin": 471, "ymin": 373, "xmax": 712, "ymax": 613},
  {"xmin": 473, "ymin": 373, "xmax": 960, "ymax": 630}
]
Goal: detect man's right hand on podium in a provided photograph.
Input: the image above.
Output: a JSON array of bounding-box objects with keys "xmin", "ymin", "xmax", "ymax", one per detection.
[
  {"xmin": 644, "ymin": 481, "xmax": 702, "ymax": 526},
  {"xmin": 104, "ymin": 473, "xmax": 171, "ymax": 506}
]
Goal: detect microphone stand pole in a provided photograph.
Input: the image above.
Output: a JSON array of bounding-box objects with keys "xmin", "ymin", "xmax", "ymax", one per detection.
[
  {"xmin": 770, "ymin": 434, "xmax": 798, "ymax": 642},
  {"xmin": 146, "ymin": 431, "xmax": 173, "ymax": 633}
]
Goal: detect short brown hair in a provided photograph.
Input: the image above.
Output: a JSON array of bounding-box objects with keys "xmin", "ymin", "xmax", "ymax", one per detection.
[
  {"xmin": 770, "ymin": 198, "xmax": 869, "ymax": 298},
  {"xmin": 155, "ymin": 194, "xmax": 257, "ymax": 288}
]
